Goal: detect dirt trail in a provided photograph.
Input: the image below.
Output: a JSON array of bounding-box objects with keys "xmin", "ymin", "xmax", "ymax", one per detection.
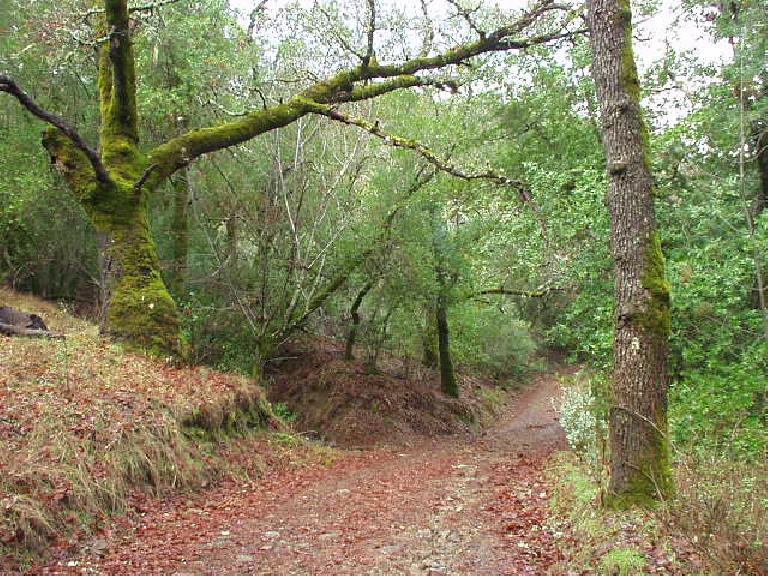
[{"xmin": 32, "ymin": 371, "xmax": 569, "ymax": 576}]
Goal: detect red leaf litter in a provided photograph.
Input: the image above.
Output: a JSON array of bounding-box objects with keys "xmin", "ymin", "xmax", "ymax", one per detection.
[{"xmin": 25, "ymin": 374, "xmax": 569, "ymax": 576}]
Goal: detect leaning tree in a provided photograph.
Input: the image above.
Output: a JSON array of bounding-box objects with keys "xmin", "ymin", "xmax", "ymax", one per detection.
[{"xmin": 1, "ymin": 0, "xmax": 578, "ymax": 354}]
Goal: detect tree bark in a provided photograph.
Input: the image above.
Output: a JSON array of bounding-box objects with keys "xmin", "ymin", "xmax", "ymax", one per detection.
[
  {"xmin": 587, "ymin": 0, "xmax": 673, "ymax": 507},
  {"xmin": 431, "ymin": 206, "xmax": 458, "ymax": 398},
  {"xmin": 436, "ymin": 287, "xmax": 458, "ymax": 397},
  {"xmin": 751, "ymin": 122, "xmax": 767, "ymax": 320},
  {"xmin": 344, "ymin": 280, "xmax": 374, "ymax": 361}
]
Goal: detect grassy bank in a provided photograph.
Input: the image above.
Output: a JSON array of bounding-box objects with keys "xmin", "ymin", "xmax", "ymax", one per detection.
[
  {"xmin": 0, "ymin": 289, "xmax": 284, "ymax": 569},
  {"xmin": 548, "ymin": 454, "xmax": 767, "ymax": 574}
]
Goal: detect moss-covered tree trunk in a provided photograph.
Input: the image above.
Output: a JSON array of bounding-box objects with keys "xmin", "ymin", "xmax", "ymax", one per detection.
[
  {"xmin": 43, "ymin": 0, "xmax": 181, "ymax": 354},
  {"xmin": 587, "ymin": 0, "xmax": 673, "ymax": 507}
]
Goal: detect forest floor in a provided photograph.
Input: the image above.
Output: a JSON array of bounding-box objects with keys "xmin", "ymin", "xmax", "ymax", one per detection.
[{"xmin": 27, "ymin": 370, "xmax": 572, "ymax": 575}]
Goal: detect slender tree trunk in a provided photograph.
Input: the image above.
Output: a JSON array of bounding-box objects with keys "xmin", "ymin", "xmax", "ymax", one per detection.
[
  {"xmin": 431, "ymin": 204, "xmax": 458, "ymax": 397},
  {"xmin": 750, "ymin": 122, "xmax": 767, "ymax": 325},
  {"xmin": 344, "ymin": 280, "xmax": 374, "ymax": 361},
  {"xmin": 422, "ymin": 300, "xmax": 439, "ymax": 368},
  {"xmin": 587, "ymin": 0, "xmax": 673, "ymax": 507},
  {"xmin": 169, "ymin": 170, "xmax": 190, "ymax": 294},
  {"xmin": 436, "ymin": 286, "xmax": 458, "ymax": 397},
  {"xmin": 755, "ymin": 125, "xmax": 767, "ymax": 218}
]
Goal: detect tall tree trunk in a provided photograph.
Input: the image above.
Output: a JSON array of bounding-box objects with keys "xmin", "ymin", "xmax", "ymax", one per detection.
[
  {"xmin": 587, "ymin": 0, "xmax": 673, "ymax": 507},
  {"xmin": 436, "ymin": 285, "xmax": 458, "ymax": 397},
  {"xmin": 750, "ymin": 122, "xmax": 767, "ymax": 322}
]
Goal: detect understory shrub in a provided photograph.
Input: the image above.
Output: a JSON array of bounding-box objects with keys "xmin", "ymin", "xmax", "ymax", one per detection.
[{"xmin": 555, "ymin": 370, "xmax": 607, "ymax": 476}]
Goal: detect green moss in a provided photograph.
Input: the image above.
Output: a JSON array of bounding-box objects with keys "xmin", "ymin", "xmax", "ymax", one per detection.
[
  {"xmin": 104, "ymin": 205, "xmax": 181, "ymax": 356},
  {"xmin": 147, "ymin": 100, "xmax": 309, "ymax": 186},
  {"xmin": 598, "ymin": 547, "xmax": 648, "ymax": 575},
  {"xmin": 640, "ymin": 233, "xmax": 671, "ymax": 339},
  {"xmin": 100, "ymin": 136, "xmax": 144, "ymax": 184},
  {"xmin": 41, "ymin": 129, "xmax": 102, "ymax": 202},
  {"xmin": 99, "ymin": 0, "xmax": 139, "ymax": 144},
  {"xmin": 605, "ymin": 426, "xmax": 673, "ymax": 510}
]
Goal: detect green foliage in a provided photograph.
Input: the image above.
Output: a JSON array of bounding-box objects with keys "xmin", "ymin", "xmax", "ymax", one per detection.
[
  {"xmin": 270, "ymin": 402, "xmax": 297, "ymax": 424},
  {"xmin": 450, "ymin": 303, "xmax": 537, "ymax": 378},
  {"xmin": 597, "ymin": 547, "xmax": 648, "ymax": 576}
]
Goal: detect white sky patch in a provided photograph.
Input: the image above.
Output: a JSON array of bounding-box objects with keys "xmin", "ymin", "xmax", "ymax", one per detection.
[{"xmin": 227, "ymin": 0, "xmax": 732, "ymax": 126}]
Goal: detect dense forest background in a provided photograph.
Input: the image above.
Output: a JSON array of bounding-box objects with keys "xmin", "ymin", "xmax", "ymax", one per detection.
[
  {"xmin": 3, "ymin": 0, "xmax": 764, "ymax": 457},
  {"xmin": 1, "ymin": 0, "xmax": 767, "ymax": 571}
]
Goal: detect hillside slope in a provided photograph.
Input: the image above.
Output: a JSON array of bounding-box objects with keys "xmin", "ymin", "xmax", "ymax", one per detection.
[{"xmin": 0, "ymin": 289, "xmax": 279, "ymax": 569}]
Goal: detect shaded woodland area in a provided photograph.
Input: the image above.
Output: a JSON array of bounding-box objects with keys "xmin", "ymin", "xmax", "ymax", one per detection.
[{"xmin": 0, "ymin": 0, "xmax": 766, "ymax": 573}]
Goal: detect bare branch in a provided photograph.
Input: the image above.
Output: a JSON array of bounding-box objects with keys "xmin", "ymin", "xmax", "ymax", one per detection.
[
  {"xmin": 247, "ymin": 0, "xmax": 269, "ymax": 40},
  {"xmin": 472, "ymin": 286, "xmax": 566, "ymax": 298},
  {"xmin": 419, "ymin": 0, "xmax": 435, "ymax": 57},
  {"xmin": 0, "ymin": 322, "xmax": 66, "ymax": 339},
  {"xmin": 0, "ymin": 74, "xmax": 110, "ymax": 183},
  {"xmin": 317, "ymin": 5, "xmax": 365, "ymax": 60},
  {"xmin": 308, "ymin": 105, "xmax": 532, "ymax": 202},
  {"xmin": 446, "ymin": 0, "xmax": 486, "ymax": 39}
]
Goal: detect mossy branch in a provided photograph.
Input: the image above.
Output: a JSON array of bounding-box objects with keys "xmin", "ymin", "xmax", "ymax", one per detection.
[
  {"xmin": 342, "ymin": 0, "xmax": 581, "ymax": 83},
  {"xmin": 472, "ymin": 286, "xmax": 566, "ymax": 298},
  {"xmin": 0, "ymin": 74, "xmax": 110, "ymax": 184},
  {"xmin": 145, "ymin": 0, "xmax": 582, "ymax": 184}
]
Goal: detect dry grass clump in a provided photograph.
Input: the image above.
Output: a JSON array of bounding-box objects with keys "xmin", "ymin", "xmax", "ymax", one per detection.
[
  {"xmin": 663, "ymin": 455, "xmax": 768, "ymax": 575},
  {"xmin": 0, "ymin": 289, "xmax": 279, "ymax": 567},
  {"xmin": 549, "ymin": 451, "xmax": 768, "ymax": 575}
]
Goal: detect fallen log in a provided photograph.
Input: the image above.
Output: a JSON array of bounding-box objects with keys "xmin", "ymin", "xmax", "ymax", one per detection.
[
  {"xmin": 0, "ymin": 306, "xmax": 65, "ymax": 339},
  {"xmin": 0, "ymin": 321, "xmax": 66, "ymax": 339}
]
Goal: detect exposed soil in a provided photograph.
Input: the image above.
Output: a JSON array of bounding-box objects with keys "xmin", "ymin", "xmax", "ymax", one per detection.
[
  {"xmin": 265, "ymin": 340, "xmax": 502, "ymax": 447},
  {"xmin": 24, "ymin": 369, "xmax": 570, "ymax": 576}
]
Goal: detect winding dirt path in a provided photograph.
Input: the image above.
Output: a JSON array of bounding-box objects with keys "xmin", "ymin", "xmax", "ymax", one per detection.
[{"xmin": 33, "ymin": 371, "xmax": 568, "ymax": 576}]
